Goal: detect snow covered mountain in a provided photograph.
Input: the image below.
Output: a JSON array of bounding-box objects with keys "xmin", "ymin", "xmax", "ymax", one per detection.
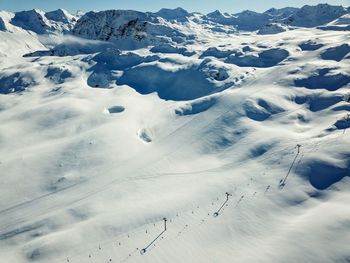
[
  {"xmin": 263, "ymin": 7, "xmax": 299, "ymax": 19},
  {"xmin": 71, "ymin": 10, "xmax": 192, "ymax": 49},
  {"xmin": 318, "ymin": 13, "xmax": 350, "ymax": 31},
  {"xmin": 1, "ymin": 4, "xmax": 348, "ymax": 38},
  {"xmin": 0, "ymin": 3, "xmax": 350, "ymax": 263},
  {"xmin": 155, "ymin": 7, "xmax": 190, "ymax": 22},
  {"xmin": 284, "ymin": 4, "xmax": 348, "ymax": 27},
  {"xmin": 10, "ymin": 9, "xmax": 76, "ymax": 34}
]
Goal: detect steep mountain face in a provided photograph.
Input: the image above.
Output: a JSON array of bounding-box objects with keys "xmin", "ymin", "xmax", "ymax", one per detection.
[
  {"xmin": 45, "ymin": 8, "xmax": 75, "ymax": 24},
  {"xmin": 206, "ymin": 10, "xmax": 235, "ymax": 25},
  {"xmin": 231, "ymin": 10, "xmax": 272, "ymax": 30},
  {"xmin": 11, "ymin": 9, "xmax": 49, "ymax": 34},
  {"xmin": 330, "ymin": 13, "xmax": 350, "ymax": 25},
  {"xmin": 285, "ymin": 4, "xmax": 348, "ymax": 27},
  {"xmin": 155, "ymin": 7, "xmax": 190, "ymax": 22},
  {"xmin": 72, "ymin": 9, "xmax": 154, "ymax": 41},
  {"xmin": 318, "ymin": 13, "xmax": 350, "ymax": 31},
  {"xmin": 10, "ymin": 8, "xmax": 76, "ymax": 34},
  {"xmin": 263, "ymin": 7, "xmax": 299, "ymax": 19},
  {"xmin": 72, "ymin": 10, "xmax": 189, "ymax": 49},
  {"xmin": 0, "ymin": 11, "xmax": 45, "ymax": 58}
]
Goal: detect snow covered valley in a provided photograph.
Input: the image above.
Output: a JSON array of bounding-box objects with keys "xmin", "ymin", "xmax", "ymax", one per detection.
[{"xmin": 0, "ymin": 4, "xmax": 350, "ymax": 263}]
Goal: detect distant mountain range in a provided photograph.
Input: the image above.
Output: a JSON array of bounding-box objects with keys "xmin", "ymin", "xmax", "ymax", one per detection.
[
  {"xmin": 0, "ymin": 4, "xmax": 349, "ymax": 51},
  {"xmin": 1, "ymin": 4, "xmax": 349, "ymax": 32}
]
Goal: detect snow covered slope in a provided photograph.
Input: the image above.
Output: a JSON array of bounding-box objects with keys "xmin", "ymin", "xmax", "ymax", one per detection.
[{"xmin": 0, "ymin": 4, "xmax": 350, "ymax": 263}]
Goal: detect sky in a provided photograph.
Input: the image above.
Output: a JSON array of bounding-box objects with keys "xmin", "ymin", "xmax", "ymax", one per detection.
[{"xmin": 0, "ymin": 0, "xmax": 349, "ymax": 14}]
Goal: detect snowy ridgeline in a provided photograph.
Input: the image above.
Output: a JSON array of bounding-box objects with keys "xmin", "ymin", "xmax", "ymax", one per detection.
[
  {"xmin": 0, "ymin": 4, "xmax": 350, "ymax": 37},
  {"xmin": 0, "ymin": 3, "xmax": 350, "ymax": 263}
]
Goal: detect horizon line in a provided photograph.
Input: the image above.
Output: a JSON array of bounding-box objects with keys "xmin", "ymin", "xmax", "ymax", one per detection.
[{"xmin": 1, "ymin": 3, "xmax": 349, "ymax": 16}]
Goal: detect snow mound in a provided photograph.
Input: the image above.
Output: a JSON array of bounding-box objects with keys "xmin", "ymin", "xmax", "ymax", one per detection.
[
  {"xmin": 299, "ymin": 40, "xmax": 323, "ymax": 51},
  {"xmin": 87, "ymin": 48, "xmax": 158, "ymax": 88},
  {"xmin": 294, "ymin": 94, "xmax": 344, "ymax": 112},
  {"xmin": 175, "ymin": 97, "xmax": 217, "ymax": 116},
  {"xmin": 87, "ymin": 72, "xmax": 114, "ymax": 89},
  {"xmin": 226, "ymin": 48, "xmax": 289, "ymax": 68},
  {"xmin": 150, "ymin": 43, "xmax": 194, "ymax": 56},
  {"xmin": 320, "ymin": 44, "xmax": 350, "ymax": 62},
  {"xmin": 249, "ymin": 142, "xmax": 275, "ymax": 158},
  {"xmin": 257, "ymin": 23, "xmax": 287, "ymax": 35},
  {"xmin": 334, "ymin": 116, "xmax": 350, "ymax": 130},
  {"xmin": 300, "ymin": 157, "xmax": 350, "ymax": 190},
  {"xmin": 244, "ymin": 98, "xmax": 284, "ymax": 121},
  {"xmin": 45, "ymin": 66, "xmax": 73, "ymax": 84},
  {"xmin": 24, "ymin": 36, "xmax": 115, "ymax": 57},
  {"xmin": 294, "ymin": 68, "xmax": 350, "ymax": 91},
  {"xmin": 285, "ymin": 4, "xmax": 348, "ymax": 28},
  {"xmin": 91, "ymin": 48, "xmax": 158, "ymax": 70},
  {"xmin": 0, "ymin": 72, "xmax": 36, "ymax": 94},
  {"xmin": 117, "ymin": 59, "xmax": 234, "ymax": 100},
  {"xmin": 200, "ymin": 47, "xmax": 234, "ymax": 59}
]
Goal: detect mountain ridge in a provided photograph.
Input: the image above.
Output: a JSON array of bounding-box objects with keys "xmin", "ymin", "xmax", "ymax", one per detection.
[{"xmin": 1, "ymin": 3, "xmax": 349, "ymax": 36}]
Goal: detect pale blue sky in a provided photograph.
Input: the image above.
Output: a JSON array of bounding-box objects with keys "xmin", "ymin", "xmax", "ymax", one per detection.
[{"xmin": 0, "ymin": 0, "xmax": 349, "ymax": 14}]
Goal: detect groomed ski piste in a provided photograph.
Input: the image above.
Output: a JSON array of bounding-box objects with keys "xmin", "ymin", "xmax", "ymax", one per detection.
[{"xmin": 0, "ymin": 4, "xmax": 350, "ymax": 263}]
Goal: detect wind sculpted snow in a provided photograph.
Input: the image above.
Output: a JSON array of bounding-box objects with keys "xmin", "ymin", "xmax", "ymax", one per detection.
[{"xmin": 0, "ymin": 4, "xmax": 350, "ymax": 263}]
